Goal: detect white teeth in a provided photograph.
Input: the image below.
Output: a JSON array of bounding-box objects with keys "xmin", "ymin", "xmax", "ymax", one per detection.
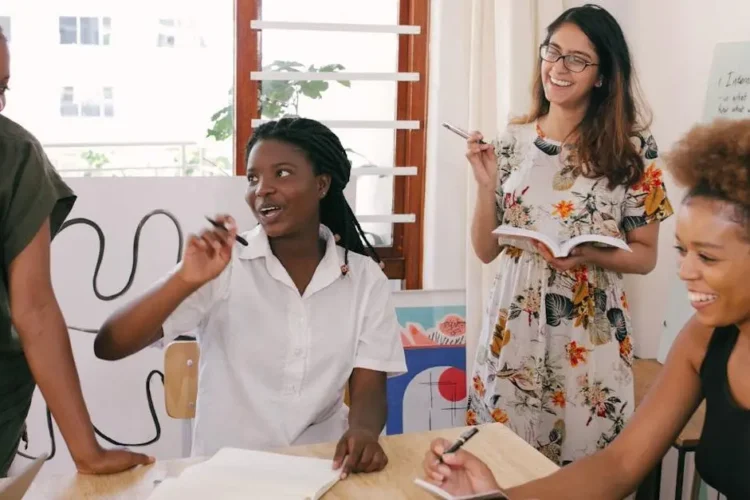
[
  {"xmin": 260, "ymin": 206, "xmax": 280, "ymax": 214},
  {"xmin": 688, "ymin": 292, "xmax": 718, "ymax": 303},
  {"xmin": 550, "ymin": 77, "xmax": 572, "ymax": 87}
]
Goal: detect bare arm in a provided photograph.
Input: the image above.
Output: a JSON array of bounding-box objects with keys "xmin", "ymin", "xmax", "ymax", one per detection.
[
  {"xmin": 582, "ymin": 222, "xmax": 660, "ymax": 275},
  {"xmin": 94, "ymin": 273, "xmax": 198, "ymax": 360},
  {"xmin": 466, "ymin": 132, "xmax": 503, "ymax": 264},
  {"xmin": 348, "ymin": 368, "xmax": 387, "ymax": 435},
  {"xmin": 95, "ymin": 222, "xmax": 235, "ymax": 361},
  {"xmin": 333, "ymin": 368, "xmax": 390, "ymax": 476},
  {"xmin": 505, "ymin": 316, "xmax": 707, "ymax": 499},
  {"xmin": 10, "ymin": 221, "xmax": 109, "ymax": 466},
  {"xmin": 472, "ymin": 188, "xmax": 502, "ymax": 264}
]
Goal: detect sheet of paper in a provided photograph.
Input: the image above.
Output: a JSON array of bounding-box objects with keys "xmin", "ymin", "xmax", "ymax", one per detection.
[
  {"xmin": 413, "ymin": 478, "xmax": 510, "ymax": 499},
  {"xmin": 147, "ymin": 448, "xmax": 340, "ymax": 500}
]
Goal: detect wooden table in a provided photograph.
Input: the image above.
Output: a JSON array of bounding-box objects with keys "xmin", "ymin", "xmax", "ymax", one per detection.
[{"xmin": 0, "ymin": 424, "xmax": 558, "ymax": 499}]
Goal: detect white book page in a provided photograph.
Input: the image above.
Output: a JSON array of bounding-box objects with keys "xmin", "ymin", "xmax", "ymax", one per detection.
[
  {"xmin": 559, "ymin": 234, "xmax": 631, "ymax": 256},
  {"xmin": 148, "ymin": 448, "xmax": 340, "ymax": 500},
  {"xmin": 491, "ymin": 226, "xmax": 562, "ymax": 256},
  {"xmin": 414, "ymin": 478, "xmax": 510, "ymax": 499}
]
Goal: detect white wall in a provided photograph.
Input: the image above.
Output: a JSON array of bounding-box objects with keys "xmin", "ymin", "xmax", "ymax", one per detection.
[{"xmin": 422, "ymin": 0, "xmax": 472, "ymax": 290}]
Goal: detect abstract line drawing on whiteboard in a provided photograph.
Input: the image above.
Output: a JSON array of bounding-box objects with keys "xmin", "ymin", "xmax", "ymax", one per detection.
[
  {"xmin": 19, "ymin": 210, "xmax": 183, "ymax": 461},
  {"xmin": 59, "ymin": 209, "xmax": 184, "ymax": 332}
]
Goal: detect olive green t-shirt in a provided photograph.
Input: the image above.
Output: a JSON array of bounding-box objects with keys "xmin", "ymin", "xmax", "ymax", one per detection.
[{"xmin": 0, "ymin": 114, "xmax": 76, "ymax": 475}]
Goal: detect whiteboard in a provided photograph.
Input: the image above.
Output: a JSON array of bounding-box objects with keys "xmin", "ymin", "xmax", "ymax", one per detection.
[
  {"xmin": 702, "ymin": 42, "xmax": 750, "ymax": 121},
  {"xmin": 658, "ymin": 41, "xmax": 750, "ymax": 362}
]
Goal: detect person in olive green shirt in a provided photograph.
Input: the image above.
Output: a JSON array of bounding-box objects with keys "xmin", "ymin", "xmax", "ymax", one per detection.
[{"xmin": 0, "ymin": 27, "xmax": 153, "ymax": 477}]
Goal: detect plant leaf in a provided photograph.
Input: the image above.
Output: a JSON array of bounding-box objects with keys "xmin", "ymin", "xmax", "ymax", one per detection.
[
  {"xmin": 589, "ymin": 313, "xmax": 612, "ymax": 346},
  {"xmin": 300, "ymin": 80, "xmax": 329, "ymax": 99},
  {"xmin": 606, "ymin": 308, "xmax": 628, "ymax": 342},
  {"xmin": 594, "ymin": 288, "xmax": 607, "ymax": 314},
  {"xmin": 319, "ymin": 63, "xmax": 345, "ymax": 72},
  {"xmin": 545, "ymin": 293, "xmax": 574, "ymax": 327},
  {"xmin": 621, "ymin": 215, "xmax": 645, "ymax": 233}
]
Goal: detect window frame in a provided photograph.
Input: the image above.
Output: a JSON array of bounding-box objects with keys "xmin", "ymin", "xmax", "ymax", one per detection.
[{"xmin": 234, "ymin": 0, "xmax": 429, "ymax": 289}]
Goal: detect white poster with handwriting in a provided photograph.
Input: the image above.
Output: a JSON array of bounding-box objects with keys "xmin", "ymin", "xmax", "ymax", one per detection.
[
  {"xmin": 658, "ymin": 41, "xmax": 750, "ymax": 362},
  {"xmin": 703, "ymin": 42, "xmax": 750, "ymax": 121}
]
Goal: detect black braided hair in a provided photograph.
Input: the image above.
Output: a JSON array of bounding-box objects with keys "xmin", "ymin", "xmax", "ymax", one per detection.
[{"xmin": 245, "ymin": 117, "xmax": 381, "ymax": 273}]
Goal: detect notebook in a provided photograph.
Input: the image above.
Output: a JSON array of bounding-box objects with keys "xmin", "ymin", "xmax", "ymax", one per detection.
[
  {"xmin": 0, "ymin": 453, "xmax": 47, "ymax": 500},
  {"xmin": 414, "ymin": 478, "xmax": 510, "ymax": 499},
  {"xmin": 147, "ymin": 448, "xmax": 340, "ymax": 500}
]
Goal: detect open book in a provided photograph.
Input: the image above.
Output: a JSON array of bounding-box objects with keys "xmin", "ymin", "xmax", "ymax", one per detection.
[
  {"xmin": 414, "ymin": 478, "xmax": 510, "ymax": 499},
  {"xmin": 147, "ymin": 448, "xmax": 340, "ymax": 500},
  {"xmin": 492, "ymin": 225, "xmax": 631, "ymax": 258}
]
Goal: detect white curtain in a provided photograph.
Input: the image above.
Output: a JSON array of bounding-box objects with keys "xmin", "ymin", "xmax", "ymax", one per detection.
[{"xmin": 465, "ymin": 0, "xmax": 569, "ymax": 377}]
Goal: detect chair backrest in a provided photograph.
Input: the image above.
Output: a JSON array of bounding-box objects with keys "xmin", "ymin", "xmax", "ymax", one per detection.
[
  {"xmin": 163, "ymin": 340, "xmax": 351, "ymax": 419},
  {"xmin": 163, "ymin": 340, "xmax": 200, "ymax": 419}
]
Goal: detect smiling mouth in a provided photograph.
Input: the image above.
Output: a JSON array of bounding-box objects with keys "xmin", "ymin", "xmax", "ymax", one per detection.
[
  {"xmin": 257, "ymin": 205, "xmax": 282, "ymax": 221},
  {"xmin": 688, "ymin": 291, "xmax": 718, "ymax": 309},
  {"xmin": 549, "ymin": 76, "xmax": 573, "ymax": 87}
]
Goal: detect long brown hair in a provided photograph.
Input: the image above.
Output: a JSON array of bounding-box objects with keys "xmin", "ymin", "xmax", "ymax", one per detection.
[{"xmin": 513, "ymin": 4, "xmax": 651, "ymax": 189}]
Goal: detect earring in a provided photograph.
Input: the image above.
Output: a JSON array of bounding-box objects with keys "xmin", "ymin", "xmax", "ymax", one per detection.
[{"xmin": 595, "ymin": 79, "xmax": 603, "ymax": 88}]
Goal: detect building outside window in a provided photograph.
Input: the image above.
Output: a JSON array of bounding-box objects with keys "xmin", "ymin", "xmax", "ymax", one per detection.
[{"xmin": 59, "ymin": 16, "xmax": 111, "ymax": 45}]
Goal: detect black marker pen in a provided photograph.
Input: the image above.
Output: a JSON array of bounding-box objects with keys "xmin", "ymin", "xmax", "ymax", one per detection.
[
  {"xmin": 205, "ymin": 216, "xmax": 248, "ymax": 246},
  {"xmin": 439, "ymin": 427, "xmax": 480, "ymax": 463}
]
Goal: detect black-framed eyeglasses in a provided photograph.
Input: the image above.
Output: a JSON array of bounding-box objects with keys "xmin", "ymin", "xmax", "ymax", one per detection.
[{"xmin": 539, "ymin": 44, "xmax": 598, "ymax": 73}]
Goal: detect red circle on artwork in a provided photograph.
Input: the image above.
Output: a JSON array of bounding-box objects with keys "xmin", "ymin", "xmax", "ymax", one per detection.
[{"xmin": 438, "ymin": 367, "xmax": 467, "ymax": 402}]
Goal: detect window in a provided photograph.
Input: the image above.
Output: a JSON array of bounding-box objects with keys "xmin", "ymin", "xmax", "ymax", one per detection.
[
  {"xmin": 60, "ymin": 87, "xmax": 78, "ymax": 117},
  {"xmin": 0, "ymin": 17, "xmax": 10, "ymax": 42},
  {"xmin": 60, "ymin": 87, "xmax": 114, "ymax": 118},
  {"xmin": 235, "ymin": 0, "xmax": 429, "ymax": 288},
  {"xmin": 1, "ymin": 3, "xmax": 234, "ymax": 179},
  {"xmin": 59, "ymin": 16, "xmax": 112, "ymax": 45}
]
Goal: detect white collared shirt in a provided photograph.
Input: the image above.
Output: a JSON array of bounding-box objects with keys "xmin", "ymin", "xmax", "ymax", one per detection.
[{"xmin": 160, "ymin": 224, "xmax": 407, "ymax": 457}]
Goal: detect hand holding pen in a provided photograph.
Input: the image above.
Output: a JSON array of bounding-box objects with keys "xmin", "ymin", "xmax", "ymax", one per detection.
[
  {"xmin": 422, "ymin": 428, "xmax": 508, "ymax": 498},
  {"xmin": 205, "ymin": 216, "xmax": 248, "ymax": 246},
  {"xmin": 442, "ymin": 122, "xmax": 498, "ymax": 193},
  {"xmin": 176, "ymin": 214, "xmax": 240, "ymax": 287}
]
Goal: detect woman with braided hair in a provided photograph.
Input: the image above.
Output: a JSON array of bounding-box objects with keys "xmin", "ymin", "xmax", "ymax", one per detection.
[{"xmin": 95, "ymin": 117, "xmax": 407, "ymax": 478}]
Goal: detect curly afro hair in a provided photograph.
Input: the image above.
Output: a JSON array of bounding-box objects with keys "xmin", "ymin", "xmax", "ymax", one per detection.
[{"xmin": 667, "ymin": 119, "xmax": 750, "ymax": 231}]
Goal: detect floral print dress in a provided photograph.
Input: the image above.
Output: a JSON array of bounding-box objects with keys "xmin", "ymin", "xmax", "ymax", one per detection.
[{"xmin": 467, "ymin": 122, "xmax": 673, "ymax": 465}]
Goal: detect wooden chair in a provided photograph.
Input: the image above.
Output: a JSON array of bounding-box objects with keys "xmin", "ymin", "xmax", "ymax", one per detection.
[
  {"xmin": 634, "ymin": 358, "xmax": 706, "ymax": 500},
  {"xmin": 164, "ymin": 340, "xmax": 200, "ymax": 419},
  {"xmin": 163, "ymin": 339, "xmax": 352, "ymax": 454},
  {"xmin": 163, "ymin": 340, "xmax": 200, "ymax": 457}
]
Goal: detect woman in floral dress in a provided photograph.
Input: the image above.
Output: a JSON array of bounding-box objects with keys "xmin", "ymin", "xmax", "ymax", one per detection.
[{"xmin": 465, "ymin": 5, "xmax": 673, "ymax": 465}]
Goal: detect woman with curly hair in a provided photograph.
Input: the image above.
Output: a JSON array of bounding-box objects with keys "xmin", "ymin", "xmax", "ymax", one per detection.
[
  {"xmin": 424, "ymin": 118, "xmax": 750, "ymax": 499},
  {"xmin": 465, "ymin": 4, "xmax": 672, "ymax": 465}
]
